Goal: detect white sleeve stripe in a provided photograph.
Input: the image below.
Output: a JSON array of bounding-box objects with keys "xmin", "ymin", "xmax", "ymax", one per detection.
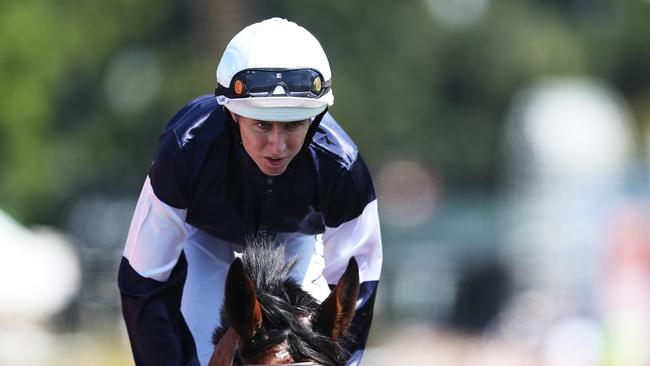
[
  {"xmin": 123, "ymin": 177, "xmax": 188, "ymax": 282},
  {"xmin": 322, "ymin": 199, "xmax": 382, "ymax": 284}
]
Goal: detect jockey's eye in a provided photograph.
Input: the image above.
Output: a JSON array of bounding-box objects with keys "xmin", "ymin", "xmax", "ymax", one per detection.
[
  {"xmin": 256, "ymin": 122, "xmax": 272, "ymax": 131},
  {"xmin": 284, "ymin": 121, "xmax": 306, "ymax": 131}
]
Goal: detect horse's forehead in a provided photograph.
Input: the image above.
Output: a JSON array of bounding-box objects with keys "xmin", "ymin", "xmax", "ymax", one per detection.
[
  {"xmin": 270, "ymin": 339, "xmax": 292, "ymax": 361},
  {"xmin": 297, "ymin": 313, "xmax": 312, "ymax": 326},
  {"xmin": 251, "ymin": 339, "xmax": 294, "ymax": 364}
]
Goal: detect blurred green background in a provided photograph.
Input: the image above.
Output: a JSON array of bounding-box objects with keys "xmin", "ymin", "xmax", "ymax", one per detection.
[
  {"xmin": 2, "ymin": 0, "xmax": 650, "ymax": 365},
  {"xmin": 4, "ymin": 0, "xmax": 649, "ymax": 225}
]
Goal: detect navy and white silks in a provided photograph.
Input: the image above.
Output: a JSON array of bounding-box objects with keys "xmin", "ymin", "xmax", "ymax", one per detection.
[{"xmin": 118, "ymin": 95, "xmax": 383, "ymax": 366}]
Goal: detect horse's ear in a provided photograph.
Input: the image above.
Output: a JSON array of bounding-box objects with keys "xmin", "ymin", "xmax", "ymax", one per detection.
[
  {"xmin": 314, "ymin": 257, "xmax": 360, "ymax": 341},
  {"xmin": 224, "ymin": 257, "xmax": 263, "ymax": 340},
  {"xmin": 208, "ymin": 327, "xmax": 240, "ymax": 366}
]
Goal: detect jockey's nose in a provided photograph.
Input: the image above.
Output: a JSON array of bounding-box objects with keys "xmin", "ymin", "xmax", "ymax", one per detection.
[{"xmin": 267, "ymin": 127, "xmax": 287, "ymax": 154}]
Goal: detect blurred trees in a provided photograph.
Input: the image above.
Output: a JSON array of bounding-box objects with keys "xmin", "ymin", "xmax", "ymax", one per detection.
[
  {"xmin": 0, "ymin": 0, "xmax": 208, "ymax": 223},
  {"xmin": 276, "ymin": 0, "xmax": 650, "ymax": 185},
  {"xmin": 1, "ymin": 0, "xmax": 649, "ymax": 226}
]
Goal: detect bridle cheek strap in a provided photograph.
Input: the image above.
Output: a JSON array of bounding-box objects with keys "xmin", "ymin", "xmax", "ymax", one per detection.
[{"xmin": 208, "ymin": 327, "xmax": 241, "ymax": 366}]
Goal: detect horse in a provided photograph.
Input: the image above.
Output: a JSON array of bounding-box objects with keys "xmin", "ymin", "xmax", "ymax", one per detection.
[{"xmin": 208, "ymin": 241, "xmax": 360, "ymax": 366}]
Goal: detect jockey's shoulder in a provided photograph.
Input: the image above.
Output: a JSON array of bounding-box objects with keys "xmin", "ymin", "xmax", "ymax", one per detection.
[{"xmin": 311, "ymin": 112, "xmax": 360, "ymax": 170}]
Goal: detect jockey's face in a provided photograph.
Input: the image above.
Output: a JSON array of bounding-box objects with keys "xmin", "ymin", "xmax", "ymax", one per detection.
[{"xmin": 231, "ymin": 112, "xmax": 311, "ymax": 176}]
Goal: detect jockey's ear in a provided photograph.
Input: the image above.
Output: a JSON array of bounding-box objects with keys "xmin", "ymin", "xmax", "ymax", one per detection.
[
  {"xmin": 224, "ymin": 257, "xmax": 263, "ymax": 340},
  {"xmin": 314, "ymin": 257, "xmax": 360, "ymax": 341}
]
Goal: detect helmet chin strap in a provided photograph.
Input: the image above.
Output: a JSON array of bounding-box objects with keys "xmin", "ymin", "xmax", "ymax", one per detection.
[
  {"xmin": 223, "ymin": 106, "xmax": 243, "ymax": 144},
  {"xmin": 301, "ymin": 107, "xmax": 328, "ymax": 151}
]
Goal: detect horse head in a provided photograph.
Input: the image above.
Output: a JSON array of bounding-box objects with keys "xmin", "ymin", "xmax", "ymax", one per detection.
[{"xmin": 208, "ymin": 244, "xmax": 360, "ymax": 366}]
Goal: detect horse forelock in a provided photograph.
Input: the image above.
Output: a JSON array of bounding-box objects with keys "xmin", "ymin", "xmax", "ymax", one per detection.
[
  {"xmin": 212, "ymin": 238, "xmax": 350, "ymax": 366},
  {"xmin": 240, "ymin": 237, "xmax": 299, "ymax": 292}
]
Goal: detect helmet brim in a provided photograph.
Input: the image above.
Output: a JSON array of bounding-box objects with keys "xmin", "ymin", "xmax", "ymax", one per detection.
[{"xmin": 217, "ymin": 90, "xmax": 333, "ymax": 122}]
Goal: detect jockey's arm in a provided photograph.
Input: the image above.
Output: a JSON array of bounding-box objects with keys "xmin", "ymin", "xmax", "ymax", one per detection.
[
  {"xmin": 118, "ymin": 176, "xmax": 198, "ymax": 365},
  {"xmin": 321, "ymin": 156, "xmax": 383, "ymax": 366}
]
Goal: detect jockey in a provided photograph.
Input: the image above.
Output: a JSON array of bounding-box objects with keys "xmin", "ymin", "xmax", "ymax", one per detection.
[{"xmin": 118, "ymin": 18, "xmax": 382, "ymax": 366}]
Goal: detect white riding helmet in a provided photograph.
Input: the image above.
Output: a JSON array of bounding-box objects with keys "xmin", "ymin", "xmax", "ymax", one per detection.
[{"xmin": 215, "ymin": 18, "xmax": 334, "ymax": 122}]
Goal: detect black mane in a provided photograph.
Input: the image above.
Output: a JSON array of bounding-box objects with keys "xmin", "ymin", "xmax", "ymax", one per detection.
[{"xmin": 212, "ymin": 238, "xmax": 349, "ymax": 366}]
